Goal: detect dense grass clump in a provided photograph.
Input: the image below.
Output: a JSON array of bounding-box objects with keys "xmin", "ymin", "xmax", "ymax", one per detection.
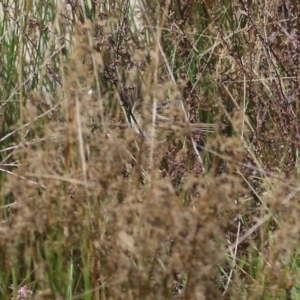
[{"xmin": 1, "ymin": 0, "xmax": 300, "ymax": 299}]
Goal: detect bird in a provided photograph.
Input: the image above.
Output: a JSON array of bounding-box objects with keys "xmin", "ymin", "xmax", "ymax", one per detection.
[{"xmin": 129, "ymin": 98, "xmax": 219, "ymax": 142}]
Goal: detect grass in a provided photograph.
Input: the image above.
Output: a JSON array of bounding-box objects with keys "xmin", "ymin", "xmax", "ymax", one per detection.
[{"xmin": 1, "ymin": 0, "xmax": 300, "ymax": 299}]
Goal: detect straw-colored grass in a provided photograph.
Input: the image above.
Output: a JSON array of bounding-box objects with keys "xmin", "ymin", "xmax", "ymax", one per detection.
[{"xmin": 1, "ymin": 0, "xmax": 300, "ymax": 299}]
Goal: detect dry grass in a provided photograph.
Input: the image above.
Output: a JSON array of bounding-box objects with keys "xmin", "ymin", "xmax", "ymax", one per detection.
[{"xmin": 1, "ymin": 0, "xmax": 300, "ymax": 299}]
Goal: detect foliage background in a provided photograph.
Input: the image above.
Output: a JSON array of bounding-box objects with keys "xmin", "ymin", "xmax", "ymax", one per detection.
[{"xmin": 0, "ymin": 0, "xmax": 300, "ymax": 299}]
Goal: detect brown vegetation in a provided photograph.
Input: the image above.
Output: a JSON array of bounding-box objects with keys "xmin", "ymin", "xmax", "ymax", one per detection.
[{"xmin": 1, "ymin": 0, "xmax": 300, "ymax": 299}]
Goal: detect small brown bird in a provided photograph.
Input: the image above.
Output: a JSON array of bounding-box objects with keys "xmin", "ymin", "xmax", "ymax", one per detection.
[{"xmin": 130, "ymin": 98, "xmax": 219, "ymax": 141}]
